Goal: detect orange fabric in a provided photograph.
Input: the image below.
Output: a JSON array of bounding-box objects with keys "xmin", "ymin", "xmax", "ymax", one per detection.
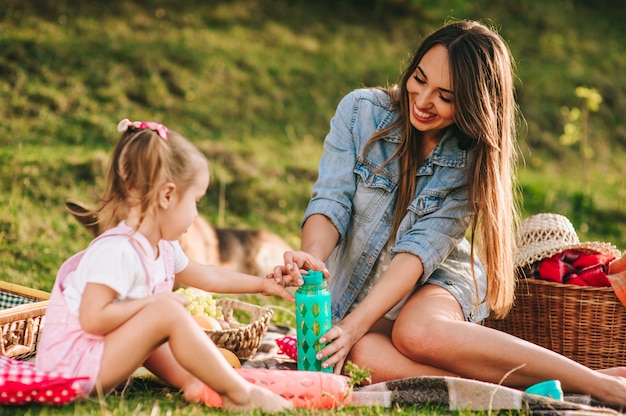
[
  {"xmin": 609, "ymin": 254, "xmax": 626, "ymax": 274},
  {"xmin": 609, "ymin": 271, "xmax": 626, "ymax": 308},
  {"xmin": 200, "ymin": 384, "xmax": 223, "ymax": 407}
]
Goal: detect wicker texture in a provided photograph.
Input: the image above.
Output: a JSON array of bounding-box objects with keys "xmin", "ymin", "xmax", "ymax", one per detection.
[
  {"xmin": 485, "ymin": 278, "xmax": 626, "ymax": 369},
  {"xmin": 486, "ymin": 213, "xmax": 626, "ymax": 369},
  {"xmin": 205, "ymin": 298, "xmax": 273, "ymax": 360},
  {"xmin": 0, "ymin": 282, "xmax": 50, "ymax": 361},
  {"xmin": 515, "ymin": 213, "xmax": 621, "ymax": 270}
]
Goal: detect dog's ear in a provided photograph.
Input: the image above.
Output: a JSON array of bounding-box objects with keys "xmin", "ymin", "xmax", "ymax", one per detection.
[{"xmin": 65, "ymin": 199, "xmax": 101, "ymax": 237}]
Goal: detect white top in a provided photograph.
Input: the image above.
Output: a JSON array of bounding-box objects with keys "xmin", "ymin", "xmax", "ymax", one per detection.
[{"xmin": 63, "ymin": 234, "xmax": 188, "ymax": 315}]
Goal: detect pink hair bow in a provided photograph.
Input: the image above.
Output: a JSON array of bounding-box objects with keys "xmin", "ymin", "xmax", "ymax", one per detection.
[{"xmin": 117, "ymin": 118, "xmax": 169, "ymax": 141}]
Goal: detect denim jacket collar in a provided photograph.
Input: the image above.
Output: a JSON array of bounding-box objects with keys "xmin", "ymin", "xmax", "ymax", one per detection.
[
  {"xmin": 418, "ymin": 128, "xmax": 468, "ymax": 175},
  {"xmin": 381, "ymin": 126, "xmax": 469, "ymax": 176}
]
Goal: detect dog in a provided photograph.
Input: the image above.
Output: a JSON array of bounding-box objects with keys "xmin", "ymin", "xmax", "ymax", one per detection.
[{"xmin": 65, "ymin": 199, "xmax": 292, "ymax": 276}]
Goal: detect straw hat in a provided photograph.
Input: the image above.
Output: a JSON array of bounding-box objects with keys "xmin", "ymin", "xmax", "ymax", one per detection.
[{"xmin": 515, "ymin": 213, "xmax": 621, "ymax": 270}]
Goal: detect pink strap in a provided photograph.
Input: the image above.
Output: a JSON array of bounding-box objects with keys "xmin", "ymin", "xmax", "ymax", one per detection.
[{"xmin": 56, "ymin": 225, "xmax": 176, "ymax": 294}]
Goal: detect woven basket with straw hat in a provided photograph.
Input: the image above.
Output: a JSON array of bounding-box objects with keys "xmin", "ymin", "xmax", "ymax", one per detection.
[
  {"xmin": 485, "ymin": 212, "xmax": 626, "ymax": 369},
  {"xmin": 514, "ymin": 213, "xmax": 621, "ymax": 271}
]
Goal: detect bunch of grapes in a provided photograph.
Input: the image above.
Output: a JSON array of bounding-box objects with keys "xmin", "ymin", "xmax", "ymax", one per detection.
[{"xmin": 175, "ymin": 287, "xmax": 224, "ymax": 320}]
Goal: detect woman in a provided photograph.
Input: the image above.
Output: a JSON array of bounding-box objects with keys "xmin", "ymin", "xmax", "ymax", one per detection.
[{"xmin": 270, "ymin": 20, "xmax": 626, "ymax": 405}]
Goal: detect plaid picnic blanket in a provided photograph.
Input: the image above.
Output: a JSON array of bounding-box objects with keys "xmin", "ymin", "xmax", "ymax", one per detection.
[
  {"xmin": 244, "ymin": 325, "xmax": 625, "ymax": 415},
  {"xmin": 0, "ymin": 292, "xmax": 37, "ymax": 310}
]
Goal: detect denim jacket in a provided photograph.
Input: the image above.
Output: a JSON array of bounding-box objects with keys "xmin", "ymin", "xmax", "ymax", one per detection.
[{"xmin": 303, "ymin": 88, "xmax": 486, "ymax": 322}]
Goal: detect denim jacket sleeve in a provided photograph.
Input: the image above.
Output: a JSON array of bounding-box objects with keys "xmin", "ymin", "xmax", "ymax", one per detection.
[
  {"xmin": 391, "ymin": 124, "xmax": 473, "ymax": 281},
  {"xmin": 393, "ymin": 170, "xmax": 471, "ymax": 282},
  {"xmin": 303, "ymin": 89, "xmax": 396, "ymax": 242}
]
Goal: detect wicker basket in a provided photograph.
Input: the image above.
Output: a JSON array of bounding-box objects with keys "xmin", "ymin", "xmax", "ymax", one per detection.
[
  {"xmin": 205, "ymin": 298, "xmax": 273, "ymax": 360},
  {"xmin": 0, "ymin": 281, "xmax": 50, "ymax": 361},
  {"xmin": 484, "ymin": 277, "xmax": 626, "ymax": 369}
]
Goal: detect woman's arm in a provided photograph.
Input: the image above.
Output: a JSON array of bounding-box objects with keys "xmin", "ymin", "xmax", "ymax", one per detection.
[
  {"xmin": 300, "ymin": 214, "xmax": 340, "ymax": 260},
  {"xmin": 318, "ymin": 252, "xmax": 423, "ymax": 372},
  {"xmin": 269, "ymin": 214, "xmax": 339, "ymax": 286},
  {"xmin": 341, "ymin": 252, "xmax": 423, "ymax": 335}
]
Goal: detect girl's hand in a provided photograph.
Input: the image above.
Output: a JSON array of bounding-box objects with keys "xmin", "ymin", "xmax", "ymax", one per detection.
[
  {"xmin": 158, "ymin": 290, "xmax": 189, "ymax": 307},
  {"xmin": 260, "ymin": 278, "xmax": 295, "ymax": 302},
  {"xmin": 266, "ymin": 250, "xmax": 330, "ymax": 287},
  {"xmin": 315, "ymin": 321, "xmax": 358, "ymax": 375}
]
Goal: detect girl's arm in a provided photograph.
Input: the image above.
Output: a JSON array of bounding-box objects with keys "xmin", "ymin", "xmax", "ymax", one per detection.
[
  {"xmin": 175, "ymin": 262, "xmax": 295, "ymax": 301},
  {"xmin": 78, "ymin": 283, "xmax": 187, "ymax": 335}
]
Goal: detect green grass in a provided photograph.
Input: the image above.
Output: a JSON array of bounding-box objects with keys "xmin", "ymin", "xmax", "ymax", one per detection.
[
  {"xmin": 1, "ymin": 0, "xmax": 626, "ymax": 414},
  {"xmin": 1, "ymin": 374, "xmax": 495, "ymax": 416}
]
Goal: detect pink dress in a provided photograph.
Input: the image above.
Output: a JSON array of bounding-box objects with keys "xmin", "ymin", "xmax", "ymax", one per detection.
[{"xmin": 35, "ymin": 225, "xmax": 175, "ymax": 395}]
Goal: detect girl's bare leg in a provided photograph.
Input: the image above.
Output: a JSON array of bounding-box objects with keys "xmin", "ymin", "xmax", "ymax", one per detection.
[
  {"xmin": 96, "ymin": 296, "xmax": 291, "ymax": 412},
  {"xmin": 143, "ymin": 343, "xmax": 207, "ymax": 403},
  {"xmin": 349, "ymin": 284, "xmax": 626, "ymax": 406}
]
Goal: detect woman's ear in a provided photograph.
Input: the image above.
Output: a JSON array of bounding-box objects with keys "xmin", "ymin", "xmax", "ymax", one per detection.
[{"xmin": 158, "ymin": 182, "xmax": 177, "ymax": 209}]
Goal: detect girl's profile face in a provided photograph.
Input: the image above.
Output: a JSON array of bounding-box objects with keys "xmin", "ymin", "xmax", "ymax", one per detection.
[
  {"xmin": 406, "ymin": 44, "xmax": 456, "ymax": 139},
  {"xmin": 159, "ymin": 162, "xmax": 210, "ymax": 242}
]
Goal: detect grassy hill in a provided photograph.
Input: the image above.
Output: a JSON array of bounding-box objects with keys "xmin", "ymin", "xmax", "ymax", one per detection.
[{"xmin": 2, "ymin": 0, "xmax": 626, "ymax": 290}]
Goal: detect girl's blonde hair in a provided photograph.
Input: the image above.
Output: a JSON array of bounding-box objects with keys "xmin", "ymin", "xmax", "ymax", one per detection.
[
  {"xmin": 92, "ymin": 123, "xmax": 208, "ymax": 232},
  {"xmin": 365, "ymin": 20, "xmax": 520, "ymax": 318}
]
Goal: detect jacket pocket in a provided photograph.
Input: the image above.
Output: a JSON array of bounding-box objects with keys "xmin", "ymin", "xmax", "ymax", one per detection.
[
  {"xmin": 408, "ymin": 189, "xmax": 446, "ymax": 216},
  {"xmin": 352, "ymin": 161, "xmax": 396, "ymax": 222}
]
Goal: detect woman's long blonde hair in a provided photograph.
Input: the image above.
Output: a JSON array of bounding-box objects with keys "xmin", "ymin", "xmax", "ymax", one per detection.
[{"xmin": 365, "ymin": 20, "xmax": 520, "ymax": 317}]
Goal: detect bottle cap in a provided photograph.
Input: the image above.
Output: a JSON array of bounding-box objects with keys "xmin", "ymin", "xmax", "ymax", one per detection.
[{"xmin": 303, "ymin": 270, "xmax": 323, "ymax": 284}]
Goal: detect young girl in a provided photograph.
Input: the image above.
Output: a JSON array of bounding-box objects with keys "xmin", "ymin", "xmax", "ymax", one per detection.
[
  {"xmin": 36, "ymin": 119, "xmax": 293, "ymax": 412},
  {"xmin": 270, "ymin": 20, "xmax": 626, "ymax": 406}
]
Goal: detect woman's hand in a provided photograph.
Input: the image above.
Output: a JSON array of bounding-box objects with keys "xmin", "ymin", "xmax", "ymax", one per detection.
[
  {"xmin": 316, "ymin": 320, "xmax": 360, "ymax": 375},
  {"xmin": 266, "ymin": 250, "xmax": 330, "ymax": 287}
]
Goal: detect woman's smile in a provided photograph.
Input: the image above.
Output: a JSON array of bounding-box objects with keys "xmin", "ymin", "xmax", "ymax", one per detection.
[
  {"xmin": 406, "ymin": 44, "xmax": 455, "ymax": 137},
  {"xmin": 412, "ymin": 105, "xmax": 438, "ymax": 122}
]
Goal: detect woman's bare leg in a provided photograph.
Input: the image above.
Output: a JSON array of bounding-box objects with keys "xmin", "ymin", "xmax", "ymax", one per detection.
[
  {"xmin": 350, "ymin": 284, "xmax": 626, "ymax": 406},
  {"xmin": 348, "ymin": 318, "xmax": 459, "ymax": 384},
  {"xmin": 96, "ymin": 296, "xmax": 291, "ymax": 412}
]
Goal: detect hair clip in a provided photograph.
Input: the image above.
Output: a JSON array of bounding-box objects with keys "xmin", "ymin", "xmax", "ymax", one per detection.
[{"xmin": 117, "ymin": 118, "xmax": 169, "ymax": 141}]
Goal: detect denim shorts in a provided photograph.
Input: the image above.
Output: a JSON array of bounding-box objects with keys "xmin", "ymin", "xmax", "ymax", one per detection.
[{"xmin": 385, "ymin": 245, "xmax": 489, "ymax": 323}]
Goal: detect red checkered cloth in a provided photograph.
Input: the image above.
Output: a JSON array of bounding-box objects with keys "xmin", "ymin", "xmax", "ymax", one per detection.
[{"xmin": 0, "ymin": 356, "xmax": 89, "ymax": 405}]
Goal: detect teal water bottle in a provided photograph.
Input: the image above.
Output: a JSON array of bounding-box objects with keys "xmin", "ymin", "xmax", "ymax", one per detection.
[{"xmin": 295, "ymin": 270, "xmax": 332, "ymax": 372}]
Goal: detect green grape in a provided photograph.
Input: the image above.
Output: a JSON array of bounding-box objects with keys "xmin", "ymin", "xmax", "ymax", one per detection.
[{"xmin": 175, "ymin": 287, "xmax": 222, "ymax": 319}]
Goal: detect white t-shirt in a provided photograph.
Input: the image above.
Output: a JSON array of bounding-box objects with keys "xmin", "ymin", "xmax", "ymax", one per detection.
[{"xmin": 62, "ymin": 235, "xmax": 189, "ymax": 316}]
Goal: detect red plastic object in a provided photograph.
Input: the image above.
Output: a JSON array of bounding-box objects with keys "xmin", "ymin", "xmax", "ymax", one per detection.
[{"xmin": 276, "ymin": 335, "xmax": 298, "ymax": 361}]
